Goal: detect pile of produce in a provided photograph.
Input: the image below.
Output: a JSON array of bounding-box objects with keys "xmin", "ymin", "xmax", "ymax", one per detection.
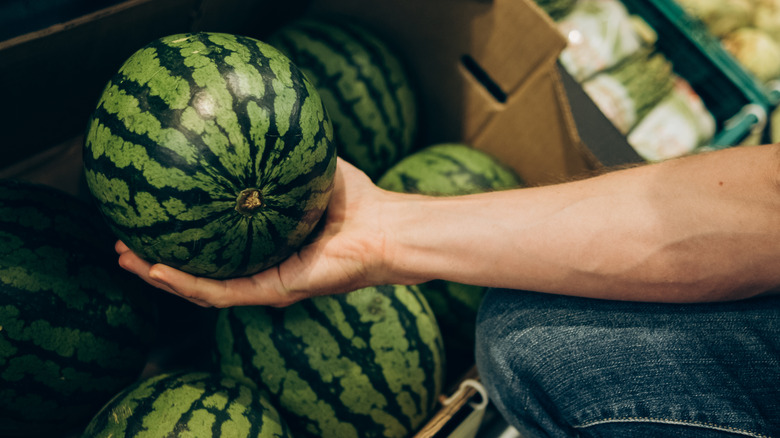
[
  {"xmin": 0, "ymin": 180, "xmax": 159, "ymax": 436},
  {"xmin": 3, "ymin": 13, "xmax": 524, "ymax": 438},
  {"xmin": 266, "ymin": 17, "xmax": 419, "ymax": 182},
  {"xmin": 540, "ymin": 0, "xmax": 719, "ymax": 161},
  {"xmin": 676, "ymin": 0, "xmax": 780, "ymax": 84}
]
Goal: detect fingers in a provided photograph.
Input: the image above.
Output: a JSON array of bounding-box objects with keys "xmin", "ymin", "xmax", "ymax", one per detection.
[
  {"xmin": 114, "ymin": 240, "xmax": 131, "ymax": 254},
  {"xmin": 146, "ymin": 264, "xmax": 226, "ymax": 308},
  {"xmin": 115, "ymin": 241, "xmax": 210, "ymax": 306},
  {"xmin": 116, "ymin": 244, "xmax": 172, "ymax": 293},
  {"xmin": 115, "ymin": 240, "xmax": 305, "ymax": 308}
]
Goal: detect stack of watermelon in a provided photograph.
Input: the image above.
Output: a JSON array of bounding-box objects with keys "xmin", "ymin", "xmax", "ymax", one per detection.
[
  {"xmin": 1, "ymin": 11, "xmax": 526, "ymax": 438},
  {"xmin": 377, "ymin": 143, "xmax": 523, "ymax": 384},
  {"xmin": 266, "ymin": 17, "xmax": 419, "ymax": 182},
  {"xmin": 83, "ymin": 370, "xmax": 294, "ymax": 437},
  {"xmin": 0, "ymin": 180, "xmax": 159, "ymax": 436}
]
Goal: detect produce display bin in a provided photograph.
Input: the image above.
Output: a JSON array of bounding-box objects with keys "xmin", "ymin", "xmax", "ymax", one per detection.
[
  {"xmin": 618, "ymin": 0, "xmax": 777, "ymax": 149},
  {"xmin": 0, "ymin": 0, "xmax": 590, "ymax": 435},
  {"xmin": 5, "ymin": 0, "xmax": 772, "ymax": 436}
]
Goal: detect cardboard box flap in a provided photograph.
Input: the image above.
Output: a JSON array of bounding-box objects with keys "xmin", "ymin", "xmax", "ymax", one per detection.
[
  {"xmin": 472, "ymin": 66, "xmax": 598, "ymax": 184},
  {"xmin": 309, "ymin": 0, "xmax": 568, "ymax": 141},
  {"xmin": 464, "ymin": 0, "xmax": 566, "ymax": 97}
]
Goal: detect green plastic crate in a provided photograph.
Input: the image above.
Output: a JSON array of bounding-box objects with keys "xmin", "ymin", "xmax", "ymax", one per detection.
[{"xmin": 620, "ymin": 0, "xmax": 778, "ymax": 147}]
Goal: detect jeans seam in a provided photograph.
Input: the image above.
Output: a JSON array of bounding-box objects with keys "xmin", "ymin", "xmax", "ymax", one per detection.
[{"xmin": 573, "ymin": 416, "xmax": 771, "ymax": 438}]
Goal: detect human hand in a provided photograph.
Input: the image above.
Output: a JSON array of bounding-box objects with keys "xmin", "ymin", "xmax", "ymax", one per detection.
[{"xmin": 116, "ymin": 158, "xmax": 397, "ymax": 307}]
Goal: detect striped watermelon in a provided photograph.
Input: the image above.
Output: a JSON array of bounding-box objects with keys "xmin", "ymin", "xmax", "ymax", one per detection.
[
  {"xmin": 267, "ymin": 17, "xmax": 418, "ymax": 181},
  {"xmin": 83, "ymin": 32, "xmax": 336, "ymax": 279},
  {"xmin": 83, "ymin": 370, "xmax": 292, "ymax": 437},
  {"xmin": 377, "ymin": 143, "xmax": 523, "ymax": 382},
  {"xmin": 215, "ymin": 284, "xmax": 445, "ymax": 438},
  {"xmin": 0, "ymin": 179, "xmax": 157, "ymax": 437}
]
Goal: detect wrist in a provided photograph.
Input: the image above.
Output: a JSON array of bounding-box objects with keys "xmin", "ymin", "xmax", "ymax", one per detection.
[{"xmin": 374, "ymin": 191, "xmax": 439, "ymax": 286}]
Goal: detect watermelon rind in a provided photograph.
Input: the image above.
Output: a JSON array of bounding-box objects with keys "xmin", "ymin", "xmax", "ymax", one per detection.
[
  {"xmin": 376, "ymin": 143, "xmax": 522, "ymax": 196},
  {"xmin": 215, "ymin": 284, "xmax": 445, "ymax": 438},
  {"xmin": 82, "ymin": 370, "xmax": 292, "ymax": 437},
  {"xmin": 268, "ymin": 17, "xmax": 418, "ymax": 181},
  {"xmin": 0, "ymin": 179, "xmax": 158, "ymax": 437},
  {"xmin": 83, "ymin": 32, "xmax": 336, "ymax": 279}
]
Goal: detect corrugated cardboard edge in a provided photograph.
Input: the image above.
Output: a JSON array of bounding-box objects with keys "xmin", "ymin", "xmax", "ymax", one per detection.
[
  {"xmin": 310, "ymin": 0, "xmax": 600, "ymax": 186},
  {"xmin": 469, "ymin": 60, "xmax": 601, "ymax": 185}
]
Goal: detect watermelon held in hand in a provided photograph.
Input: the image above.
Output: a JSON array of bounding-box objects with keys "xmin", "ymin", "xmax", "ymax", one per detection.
[
  {"xmin": 377, "ymin": 143, "xmax": 523, "ymax": 382},
  {"xmin": 82, "ymin": 370, "xmax": 292, "ymax": 438},
  {"xmin": 215, "ymin": 284, "xmax": 445, "ymax": 438},
  {"xmin": 0, "ymin": 179, "xmax": 158, "ymax": 437},
  {"xmin": 267, "ymin": 17, "xmax": 418, "ymax": 181},
  {"xmin": 83, "ymin": 32, "xmax": 337, "ymax": 279}
]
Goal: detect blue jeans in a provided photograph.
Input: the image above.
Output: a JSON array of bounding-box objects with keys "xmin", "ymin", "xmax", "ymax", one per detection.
[{"xmin": 475, "ymin": 289, "xmax": 780, "ymax": 437}]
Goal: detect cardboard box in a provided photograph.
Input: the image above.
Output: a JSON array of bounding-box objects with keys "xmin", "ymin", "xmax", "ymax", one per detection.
[{"xmin": 309, "ymin": 0, "xmax": 600, "ymax": 185}]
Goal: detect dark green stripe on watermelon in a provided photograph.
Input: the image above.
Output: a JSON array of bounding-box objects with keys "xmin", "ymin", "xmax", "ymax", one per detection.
[
  {"xmin": 83, "ymin": 32, "xmax": 336, "ymax": 279},
  {"xmin": 215, "ymin": 284, "xmax": 445, "ymax": 438},
  {"xmin": 268, "ymin": 17, "xmax": 418, "ymax": 181},
  {"xmin": 377, "ymin": 142, "xmax": 523, "ymax": 195},
  {"xmin": 83, "ymin": 370, "xmax": 292, "ymax": 437},
  {"xmin": 377, "ymin": 143, "xmax": 523, "ymax": 384},
  {"xmin": 0, "ymin": 179, "xmax": 157, "ymax": 437}
]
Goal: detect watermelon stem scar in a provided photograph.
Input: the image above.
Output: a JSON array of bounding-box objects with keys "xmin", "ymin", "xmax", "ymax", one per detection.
[{"xmin": 236, "ymin": 188, "xmax": 263, "ymax": 217}]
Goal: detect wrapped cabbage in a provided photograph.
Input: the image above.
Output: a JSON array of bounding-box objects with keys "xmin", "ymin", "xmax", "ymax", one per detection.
[
  {"xmin": 722, "ymin": 27, "xmax": 780, "ymax": 82},
  {"xmin": 582, "ymin": 49, "xmax": 675, "ymax": 134},
  {"xmin": 627, "ymin": 77, "xmax": 716, "ymax": 162},
  {"xmin": 557, "ymin": 0, "xmax": 653, "ymax": 81}
]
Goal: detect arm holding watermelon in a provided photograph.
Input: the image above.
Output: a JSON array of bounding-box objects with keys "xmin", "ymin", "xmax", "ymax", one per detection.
[{"xmin": 117, "ymin": 145, "xmax": 780, "ymax": 307}]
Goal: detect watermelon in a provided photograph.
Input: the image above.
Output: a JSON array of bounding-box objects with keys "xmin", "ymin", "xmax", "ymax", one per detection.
[
  {"xmin": 267, "ymin": 17, "xmax": 418, "ymax": 181},
  {"xmin": 0, "ymin": 179, "xmax": 157, "ymax": 437},
  {"xmin": 215, "ymin": 284, "xmax": 445, "ymax": 438},
  {"xmin": 376, "ymin": 143, "xmax": 523, "ymax": 382},
  {"xmin": 83, "ymin": 32, "xmax": 336, "ymax": 279},
  {"xmin": 376, "ymin": 143, "xmax": 522, "ymax": 195},
  {"xmin": 83, "ymin": 370, "xmax": 292, "ymax": 437}
]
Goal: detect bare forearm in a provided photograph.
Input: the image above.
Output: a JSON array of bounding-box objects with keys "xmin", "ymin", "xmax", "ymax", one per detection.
[{"xmin": 383, "ymin": 144, "xmax": 780, "ymax": 303}]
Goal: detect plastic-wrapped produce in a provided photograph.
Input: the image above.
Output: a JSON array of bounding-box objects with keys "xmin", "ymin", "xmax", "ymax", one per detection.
[
  {"xmin": 557, "ymin": 0, "xmax": 653, "ymax": 81},
  {"xmin": 581, "ymin": 49, "xmax": 675, "ymax": 134},
  {"xmin": 627, "ymin": 77, "xmax": 716, "ymax": 162}
]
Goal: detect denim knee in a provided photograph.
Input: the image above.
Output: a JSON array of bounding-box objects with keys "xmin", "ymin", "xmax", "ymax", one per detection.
[{"xmin": 475, "ymin": 288, "xmax": 780, "ymax": 438}]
